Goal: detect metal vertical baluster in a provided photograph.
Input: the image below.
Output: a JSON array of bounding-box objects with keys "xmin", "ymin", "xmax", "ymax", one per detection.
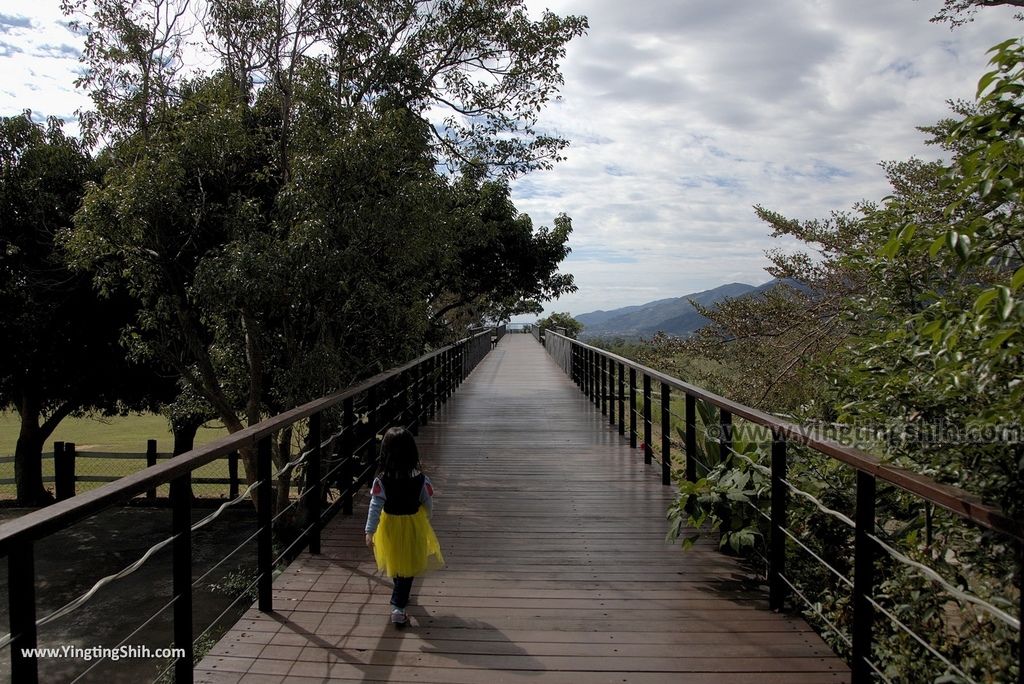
[
  {"xmin": 852, "ymin": 471, "xmax": 877, "ymax": 683},
  {"xmin": 769, "ymin": 433, "xmax": 787, "ymax": 611},
  {"xmin": 600, "ymin": 355, "xmax": 607, "ymax": 416},
  {"xmin": 660, "ymin": 382, "xmax": 670, "ymax": 485},
  {"xmin": 643, "ymin": 374, "xmax": 652, "ymax": 465},
  {"xmin": 171, "ymin": 473, "xmax": 193, "ymax": 683},
  {"xmin": 9, "ymin": 541, "xmax": 38, "ymax": 683},
  {"xmin": 617, "ymin": 363, "xmax": 625, "ymax": 436},
  {"xmin": 307, "ymin": 412, "xmax": 322, "ymax": 555},
  {"xmin": 685, "ymin": 394, "xmax": 697, "ymax": 482},
  {"xmin": 720, "ymin": 410, "xmax": 733, "ymax": 466},
  {"xmin": 629, "ymin": 368, "xmax": 638, "ymax": 449},
  {"xmin": 343, "ymin": 397, "xmax": 355, "ymax": 515},
  {"xmin": 257, "ymin": 436, "xmax": 273, "ymax": 612}
]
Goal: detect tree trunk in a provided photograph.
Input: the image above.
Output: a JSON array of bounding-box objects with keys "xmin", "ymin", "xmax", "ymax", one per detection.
[
  {"xmin": 172, "ymin": 418, "xmax": 201, "ymax": 456},
  {"xmin": 274, "ymin": 426, "xmax": 293, "ymax": 515},
  {"xmin": 14, "ymin": 395, "xmax": 55, "ymax": 507}
]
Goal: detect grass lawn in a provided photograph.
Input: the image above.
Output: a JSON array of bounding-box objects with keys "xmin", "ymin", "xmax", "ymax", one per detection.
[{"xmin": 0, "ymin": 412, "xmax": 233, "ymax": 500}]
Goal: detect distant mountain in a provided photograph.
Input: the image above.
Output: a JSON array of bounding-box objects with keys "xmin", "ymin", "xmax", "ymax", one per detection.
[{"xmin": 576, "ymin": 281, "xmax": 787, "ymax": 339}]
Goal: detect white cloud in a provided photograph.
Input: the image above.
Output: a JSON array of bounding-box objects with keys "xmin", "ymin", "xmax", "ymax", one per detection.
[
  {"xmin": 515, "ymin": 0, "xmax": 1019, "ymax": 318},
  {"xmin": 1, "ymin": 0, "xmax": 1017, "ymax": 321},
  {"xmin": 0, "ymin": 3, "xmax": 88, "ymax": 124}
]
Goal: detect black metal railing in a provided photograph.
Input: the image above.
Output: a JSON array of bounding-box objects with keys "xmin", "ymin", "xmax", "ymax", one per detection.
[
  {"xmin": 541, "ymin": 330, "xmax": 1022, "ymax": 684},
  {"xmin": 0, "ymin": 328, "xmax": 497, "ymax": 683}
]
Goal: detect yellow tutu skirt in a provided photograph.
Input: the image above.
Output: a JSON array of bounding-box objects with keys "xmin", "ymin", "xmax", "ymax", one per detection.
[{"xmin": 372, "ymin": 508, "xmax": 444, "ymax": 577}]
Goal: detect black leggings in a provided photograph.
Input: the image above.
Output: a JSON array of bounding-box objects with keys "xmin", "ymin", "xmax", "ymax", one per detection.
[{"xmin": 391, "ymin": 576, "xmax": 413, "ymax": 609}]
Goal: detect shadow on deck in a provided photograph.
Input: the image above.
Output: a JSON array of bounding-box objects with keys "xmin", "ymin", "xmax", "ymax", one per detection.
[{"xmin": 196, "ymin": 334, "xmax": 850, "ymax": 683}]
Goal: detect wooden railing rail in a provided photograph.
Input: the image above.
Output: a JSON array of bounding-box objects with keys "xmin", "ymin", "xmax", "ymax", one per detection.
[
  {"xmin": 541, "ymin": 330, "xmax": 1022, "ymax": 684},
  {"xmin": 0, "ymin": 328, "xmax": 496, "ymax": 683}
]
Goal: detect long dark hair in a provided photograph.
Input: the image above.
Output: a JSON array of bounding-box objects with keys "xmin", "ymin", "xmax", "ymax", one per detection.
[{"xmin": 377, "ymin": 427, "xmax": 420, "ymax": 479}]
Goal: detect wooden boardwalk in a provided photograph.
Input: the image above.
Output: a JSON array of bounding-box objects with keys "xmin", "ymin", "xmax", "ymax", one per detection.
[{"xmin": 196, "ymin": 334, "xmax": 849, "ymax": 683}]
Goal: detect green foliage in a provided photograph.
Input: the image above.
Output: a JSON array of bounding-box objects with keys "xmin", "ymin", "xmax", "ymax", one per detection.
[
  {"xmin": 658, "ymin": 38, "xmax": 1024, "ymax": 681},
  {"xmin": 0, "ymin": 113, "xmax": 163, "ymax": 504},
  {"xmin": 537, "ymin": 311, "xmax": 583, "ymax": 339},
  {"xmin": 58, "ymin": 0, "xmax": 585, "ymax": 496},
  {"xmin": 666, "ymin": 399, "xmax": 769, "ymax": 554}
]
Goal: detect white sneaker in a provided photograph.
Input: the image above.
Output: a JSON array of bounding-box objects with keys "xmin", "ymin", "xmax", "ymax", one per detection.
[{"xmin": 390, "ymin": 608, "xmax": 407, "ymax": 627}]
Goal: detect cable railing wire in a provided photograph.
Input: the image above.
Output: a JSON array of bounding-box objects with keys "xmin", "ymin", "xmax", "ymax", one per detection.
[
  {"xmin": 69, "ymin": 595, "xmax": 178, "ymax": 683},
  {"xmin": 777, "ymin": 572, "xmax": 852, "ymax": 648},
  {"xmin": 867, "ymin": 532, "xmax": 1020, "ymax": 630},
  {"xmin": 780, "ymin": 525, "xmax": 854, "ymax": 589},
  {"xmin": 866, "ymin": 594, "xmax": 977, "ymax": 684}
]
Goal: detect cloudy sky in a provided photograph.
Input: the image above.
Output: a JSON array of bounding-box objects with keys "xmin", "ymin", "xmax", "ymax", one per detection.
[{"xmin": 0, "ymin": 0, "xmax": 1019, "ymax": 318}]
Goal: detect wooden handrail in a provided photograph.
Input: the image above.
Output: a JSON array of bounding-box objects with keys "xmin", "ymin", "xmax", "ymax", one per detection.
[
  {"xmin": 543, "ymin": 330, "xmax": 1023, "ymax": 541},
  {"xmin": 0, "ymin": 329, "xmax": 494, "ymax": 556}
]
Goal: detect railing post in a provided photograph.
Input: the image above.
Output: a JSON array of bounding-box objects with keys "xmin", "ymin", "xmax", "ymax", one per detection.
[
  {"xmin": 1018, "ymin": 542, "xmax": 1023, "ymax": 684},
  {"xmin": 342, "ymin": 397, "xmax": 355, "ymax": 515},
  {"xmin": 685, "ymin": 394, "xmax": 697, "ymax": 481},
  {"xmin": 769, "ymin": 433, "xmax": 787, "ymax": 611},
  {"xmin": 584, "ymin": 349, "xmax": 591, "ymax": 402},
  {"xmin": 171, "ymin": 473, "xmax": 193, "ymax": 683},
  {"xmin": 852, "ymin": 470, "xmax": 877, "ymax": 683},
  {"xmin": 9, "ymin": 541, "xmax": 38, "ymax": 683},
  {"xmin": 602, "ymin": 358, "xmax": 610, "ymax": 428},
  {"xmin": 307, "ymin": 411, "xmax": 322, "ymax": 555},
  {"xmin": 617, "ymin": 363, "xmax": 625, "ymax": 435},
  {"xmin": 642, "ymin": 375, "xmax": 652, "ymax": 464},
  {"xmin": 629, "ymin": 368, "xmax": 637, "ymax": 449},
  {"xmin": 720, "ymin": 410, "xmax": 733, "ymax": 466},
  {"xmin": 55, "ymin": 442, "xmax": 76, "ymax": 502},
  {"xmin": 600, "ymin": 355, "xmax": 607, "ymax": 417},
  {"xmin": 660, "ymin": 382, "xmax": 671, "ymax": 485},
  {"xmin": 146, "ymin": 439, "xmax": 158, "ymax": 499},
  {"xmin": 257, "ymin": 436, "xmax": 273, "ymax": 613}
]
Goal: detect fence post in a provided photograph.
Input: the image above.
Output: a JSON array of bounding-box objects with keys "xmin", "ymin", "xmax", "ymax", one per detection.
[
  {"xmin": 629, "ymin": 369, "xmax": 637, "ymax": 449},
  {"xmin": 9, "ymin": 541, "xmax": 38, "ymax": 683},
  {"xmin": 52, "ymin": 441, "xmax": 64, "ymax": 498},
  {"xmin": 257, "ymin": 436, "xmax": 273, "ymax": 613},
  {"xmin": 852, "ymin": 470, "xmax": 877, "ymax": 683},
  {"xmin": 617, "ymin": 363, "xmax": 625, "ymax": 435},
  {"xmin": 642, "ymin": 375, "xmax": 652, "ymax": 464},
  {"xmin": 307, "ymin": 411, "xmax": 322, "ymax": 555},
  {"xmin": 685, "ymin": 394, "xmax": 697, "ymax": 482},
  {"xmin": 170, "ymin": 473, "xmax": 193, "ymax": 684},
  {"xmin": 660, "ymin": 382, "xmax": 671, "ymax": 485},
  {"xmin": 769, "ymin": 433, "xmax": 787, "ymax": 611},
  {"xmin": 55, "ymin": 442, "xmax": 76, "ymax": 501}
]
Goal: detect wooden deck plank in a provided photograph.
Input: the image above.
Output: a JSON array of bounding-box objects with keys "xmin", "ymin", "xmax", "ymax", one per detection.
[{"xmin": 197, "ymin": 334, "xmax": 849, "ymax": 683}]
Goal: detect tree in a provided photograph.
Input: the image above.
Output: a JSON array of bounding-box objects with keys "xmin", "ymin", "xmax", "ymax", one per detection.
[
  {"xmin": 426, "ymin": 172, "xmax": 576, "ymax": 334},
  {"xmin": 921, "ymin": 0, "xmax": 1024, "ymax": 27},
  {"xmin": 537, "ymin": 312, "xmax": 582, "ymax": 339},
  {"xmin": 62, "ymin": 0, "xmax": 586, "ymax": 508},
  {"xmin": 0, "ymin": 114, "xmax": 150, "ymax": 505}
]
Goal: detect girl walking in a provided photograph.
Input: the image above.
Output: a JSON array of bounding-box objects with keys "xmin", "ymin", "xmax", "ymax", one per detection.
[{"xmin": 364, "ymin": 427, "xmax": 444, "ymax": 627}]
